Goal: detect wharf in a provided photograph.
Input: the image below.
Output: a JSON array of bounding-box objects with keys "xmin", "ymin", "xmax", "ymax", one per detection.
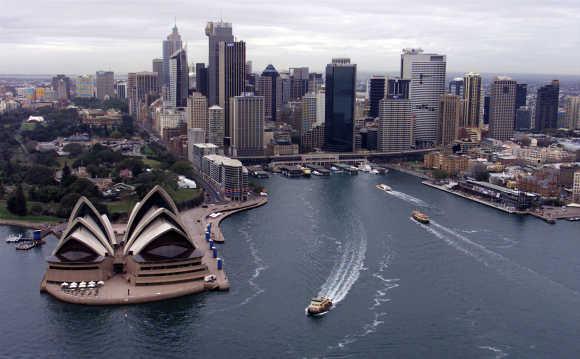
[
  {"xmin": 383, "ymin": 163, "xmax": 431, "ymax": 180},
  {"xmin": 423, "ymin": 181, "xmax": 527, "ymax": 215}
]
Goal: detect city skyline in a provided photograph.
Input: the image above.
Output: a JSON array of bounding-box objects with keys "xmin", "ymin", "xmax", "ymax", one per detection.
[{"xmin": 2, "ymin": 0, "xmax": 580, "ymax": 75}]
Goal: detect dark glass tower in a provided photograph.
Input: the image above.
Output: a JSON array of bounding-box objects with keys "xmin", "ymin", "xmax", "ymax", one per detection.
[
  {"xmin": 324, "ymin": 58, "xmax": 356, "ymax": 152},
  {"xmin": 368, "ymin": 76, "xmax": 386, "ymax": 118},
  {"xmin": 535, "ymin": 80, "xmax": 559, "ymax": 131},
  {"xmin": 483, "ymin": 95, "xmax": 491, "ymax": 125},
  {"xmin": 258, "ymin": 64, "xmax": 281, "ymax": 122},
  {"xmin": 386, "ymin": 78, "xmax": 410, "ymax": 99},
  {"xmin": 195, "ymin": 63, "xmax": 208, "ymax": 98},
  {"xmin": 515, "ymin": 83, "xmax": 527, "ymax": 109}
]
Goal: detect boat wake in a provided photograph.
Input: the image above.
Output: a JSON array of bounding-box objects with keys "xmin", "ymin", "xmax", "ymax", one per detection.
[
  {"xmin": 385, "ymin": 190, "xmax": 429, "ymax": 207},
  {"xmin": 237, "ymin": 226, "xmax": 268, "ymax": 307},
  {"xmin": 318, "ymin": 218, "xmax": 367, "ymax": 305},
  {"xmin": 330, "ymin": 247, "xmax": 399, "ymax": 351},
  {"xmin": 413, "ymin": 219, "xmax": 580, "ymax": 299}
]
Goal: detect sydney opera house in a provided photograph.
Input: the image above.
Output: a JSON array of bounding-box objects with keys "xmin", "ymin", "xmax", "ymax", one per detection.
[{"xmin": 40, "ymin": 186, "xmax": 227, "ymax": 304}]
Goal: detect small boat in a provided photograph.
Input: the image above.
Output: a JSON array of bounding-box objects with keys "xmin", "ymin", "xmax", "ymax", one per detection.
[
  {"xmin": 312, "ymin": 170, "xmax": 322, "ymax": 176},
  {"xmin": 306, "ymin": 296, "xmax": 333, "ymax": 316},
  {"xmin": 370, "ymin": 169, "xmax": 379, "ymax": 175},
  {"xmin": 6, "ymin": 233, "xmax": 23, "ymax": 243},
  {"xmin": 376, "ymin": 184, "xmax": 392, "ymax": 192},
  {"xmin": 412, "ymin": 210, "xmax": 430, "ymax": 224}
]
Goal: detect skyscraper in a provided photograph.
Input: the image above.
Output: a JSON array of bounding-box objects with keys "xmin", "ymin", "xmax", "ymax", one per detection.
[
  {"xmin": 535, "ymin": 80, "xmax": 560, "ymax": 131},
  {"xmin": 401, "ymin": 48, "xmax": 447, "ymax": 147},
  {"xmin": 368, "ymin": 75, "xmax": 386, "ymax": 119},
  {"xmin": 290, "ymin": 67, "xmax": 309, "ymax": 100},
  {"xmin": 205, "ymin": 21, "xmax": 234, "ymax": 106},
  {"xmin": 256, "ymin": 65, "xmax": 282, "ymax": 122},
  {"xmin": 152, "ymin": 58, "xmax": 163, "ymax": 87},
  {"xmin": 169, "ymin": 48, "xmax": 189, "ymax": 107},
  {"xmin": 378, "ymin": 78, "xmax": 413, "ymax": 152},
  {"xmin": 195, "ymin": 63, "xmax": 209, "ymax": 98},
  {"xmin": 515, "ymin": 106, "xmax": 532, "ymax": 131},
  {"xmin": 95, "ymin": 71, "xmax": 114, "ymax": 100},
  {"xmin": 565, "ymin": 96, "xmax": 580, "ymax": 130},
  {"xmin": 230, "ymin": 93, "xmax": 264, "ymax": 156},
  {"xmin": 483, "ymin": 95, "xmax": 491, "ymax": 125},
  {"xmin": 128, "ymin": 72, "xmax": 159, "ymax": 119},
  {"xmin": 75, "ymin": 75, "xmax": 95, "ymax": 98},
  {"xmin": 207, "ymin": 105, "xmax": 225, "ymax": 148},
  {"xmin": 489, "ymin": 76, "xmax": 517, "ymax": 140},
  {"xmin": 324, "ymin": 58, "xmax": 356, "ymax": 152},
  {"xmin": 51, "ymin": 74, "xmax": 72, "ymax": 100},
  {"xmin": 462, "ymin": 72, "xmax": 482, "ymax": 128},
  {"xmin": 186, "ymin": 92, "xmax": 208, "ymax": 133},
  {"xmin": 438, "ymin": 94, "xmax": 464, "ymax": 146},
  {"xmin": 162, "ymin": 24, "xmax": 183, "ymax": 88},
  {"xmin": 515, "ymin": 83, "xmax": 527, "ymax": 110},
  {"xmin": 308, "ymin": 73, "xmax": 323, "ymax": 93},
  {"xmin": 115, "ymin": 81, "xmax": 127, "ymax": 99},
  {"xmin": 449, "ymin": 77, "xmax": 464, "ymax": 97},
  {"xmin": 218, "ymin": 40, "xmax": 246, "ymax": 137}
]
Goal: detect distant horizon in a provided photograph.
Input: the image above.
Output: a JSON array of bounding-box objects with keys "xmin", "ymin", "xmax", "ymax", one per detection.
[{"xmin": 2, "ymin": 0, "xmax": 580, "ymax": 75}]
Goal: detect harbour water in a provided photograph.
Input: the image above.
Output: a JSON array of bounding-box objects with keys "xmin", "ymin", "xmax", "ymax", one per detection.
[{"xmin": 1, "ymin": 171, "xmax": 580, "ymax": 358}]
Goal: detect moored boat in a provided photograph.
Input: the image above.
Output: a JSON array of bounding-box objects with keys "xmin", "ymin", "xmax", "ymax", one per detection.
[
  {"xmin": 6, "ymin": 233, "xmax": 23, "ymax": 243},
  {"xmin": 306, "ymin": 296, "xmax": 333, "ymax": 316},
  {"xmin": 412, "ymin": 210, "xmax": 430, "ymax": 224}
]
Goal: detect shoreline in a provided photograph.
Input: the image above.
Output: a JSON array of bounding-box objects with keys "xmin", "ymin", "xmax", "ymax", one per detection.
[
  {"xmin": 204, "ymin": 196, "xmax": 268, "ymax": 243},
  {"xmin": 0, "ymin": 218, "xmax": 63, "ymax": 230},
  {"xmin": 382, "ymin": 163, "xmax": 431, "ymax": 180}
]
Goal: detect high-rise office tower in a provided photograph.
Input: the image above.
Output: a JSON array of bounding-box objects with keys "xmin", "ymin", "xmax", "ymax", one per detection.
[
  {"xmin": 169, "ymin": 48, "xmax": 189, "ymax": 107},
  {"xmin": 462, "ymin": 72, "xmax": 482, "ymax": 128},
  {"xmin": 516, "ymin": 83, "xmax": 527, "ymax": 110},
  {"xmin": 128, "ymin": 72, "xmax": 159, "ymax": 118},
  {"xmin": 300, "ymin": 90, "xmax": 326, "ymax": 152},
  {"xmin": 483, "ymin": 95, "xmax": 491, "ymax": 125},
  {"xmin": 449, "ymin": 77, "xmax": 464, "ymax": 97},
  {"xmin": 152, "ymin": 58, "xmax": 163, "ymax": 87},
  {"xmin": 400, "ymin": 48, "xmax": 446, "ymax": 147},
  {"xmin": 51, "ymin": 74, "xmax": 72, "ymax": 100},
  {"xmin": 308, "ymin": 73, "xmax": 323, "ymax": 93},
  {"xmin": 515, "ymin": 106, "xmax": 532, "ymax": 131},
  {"xmin": 438, "ymin": 94, "xmax": 464, "ymax": 146},
  {"xmin": 324, "ymin": 58, "xmax": 356, "ymax": 152},
  {"xmin": 115, "ymin": 81, "xmax": 127, "ymax": 99},
  {"xmin": 230, "ymin": 93, "xmax": 264, "ymax": 156},
  {"xmin": 207, "ymin": 105, "xmax": 225, "ymax": 147},
  {"xmin": 290, "ymin": 67, "xmax": 309, "ymax": 100},
  {"xmin": 256, "ymin": 65, "xmax": 282, "ymax": 122},
  {"xmin": 565, "ymin": 96, "xmax": 580, "ymax": 130},
  {"xmin": 205, "ymin": 21, "xmax": 234, "ymax": 106},
  {"xmin": 535, "ymin": 80, "xmax": 560, "ymax": 131},
  {"xmin": 378, "ymin": 79, "xmax": 413, "ymax": 152},
  {"xmin": 95, "ymin": 71, "xmax": 114, "ymax": 100},
  {"xmin": 489, "ymin": 76, "xmax": 517, "ymax": 140},
  {"xmin": 186, "ymin": 92, "xmax": 208, "ymax": 133},
  {"xmin": 162, "ymin": 24, "xmax": 183, "ymax": 88},
  {"xmin": 218, "ymin": 40, "xmax": 246, "ymax": 136},
  {"xmin": 368, "ymin": 75, "xmax": 386, "ymax": 119},
  {"xmin": 195, "ymin": 63, "xmax": 209, "ymax": 98},
  {"xmin": 75, "ymin": 75, "xmax": 95, "ymax": 98}
]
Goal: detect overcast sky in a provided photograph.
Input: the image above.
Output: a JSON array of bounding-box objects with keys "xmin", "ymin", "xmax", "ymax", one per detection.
[{"xmin": 1, "ymin": 0, "xmax": 579, "ymax": 75}]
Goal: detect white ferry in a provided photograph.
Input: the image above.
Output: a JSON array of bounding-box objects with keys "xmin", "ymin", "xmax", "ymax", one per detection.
[{"xmin": 376, "ymin": 184, "xmax": 392, "ymax": 192}]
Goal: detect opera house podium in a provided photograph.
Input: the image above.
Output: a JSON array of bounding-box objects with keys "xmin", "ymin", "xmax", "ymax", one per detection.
[{"xmin": 40, "ymin": 186, "xmax": 227, "ymax": 305}]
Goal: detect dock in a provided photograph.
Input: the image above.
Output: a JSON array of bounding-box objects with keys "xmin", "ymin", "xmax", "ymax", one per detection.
[{"xmin": 333, "ymin": 163, "xmax": 359, "ymax": 175}]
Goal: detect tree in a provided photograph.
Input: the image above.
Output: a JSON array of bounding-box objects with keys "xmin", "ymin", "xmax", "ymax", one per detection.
[
  {"xmin": 57, "ymin": 192, "xmax": 82, "ymax": 218},
  {"xmin": 63, "ymin": 143, "xmax": 84, "ymax": 157},
  {"xmin": 433, "ymin": 169, "xmax": 449, "ymax": 180},
  {"xmin": 66, "ymin": 178, "xmax": 100, "ymax": 198},
  {"xmin": 7, "ymin": 185, "xmax": 27, "ymax": 216},
  {"xmin": 170, "ymin": 160, "xmax": 194, "ymax": 178},
  {"xmin": 520, "ymin": 136, "xmax": 532, "ymax": 147},
  {"xmin": 471, "ymin": 163, "xmax": 490, "ymax": 182},
  {"xmin": 61, "ymin": 162, "xmax": 77, "ymax": 188}
]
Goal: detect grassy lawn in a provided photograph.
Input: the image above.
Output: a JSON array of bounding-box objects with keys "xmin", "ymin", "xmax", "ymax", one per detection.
[
  {"xmin": 0, "ymin": 201, "xmax": 62, "ymax": 223},
  {"xmin": 143, "ymin": 158, "xmax": 162, "ymax": 169},
  {"xmin": 171, "ymin": 188, "xmax": 202, "ymax": 204},
  {"xmin": 106, "ymin": 198, "xmax": 137, "ymax": 215}
]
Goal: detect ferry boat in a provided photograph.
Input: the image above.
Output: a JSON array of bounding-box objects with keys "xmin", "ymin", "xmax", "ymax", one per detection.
[
  {"xmin": 376, "ymin": 183, "xmax": 392, "ymax": 192},
  {"xmin": 6, "ymin": 233, "xmax": 23, "ymax": 243},
  {"xmin": 306, "ymin": 296, "xmax": 333, "ymax": 316},
  {"xmin": 412, "ymin": 210, "xmax": 430, "ymax": 224}
]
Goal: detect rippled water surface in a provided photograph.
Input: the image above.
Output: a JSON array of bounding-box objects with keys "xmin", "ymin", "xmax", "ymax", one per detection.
[{"xmin": 1, "ymin": 171, "xmax": 580, "ymax": 358}]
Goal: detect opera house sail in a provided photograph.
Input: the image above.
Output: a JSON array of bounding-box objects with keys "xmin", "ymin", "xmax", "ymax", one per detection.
[{"xmin": 40, "ymin": 186, "xmax": 227, "ymax": 305}]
